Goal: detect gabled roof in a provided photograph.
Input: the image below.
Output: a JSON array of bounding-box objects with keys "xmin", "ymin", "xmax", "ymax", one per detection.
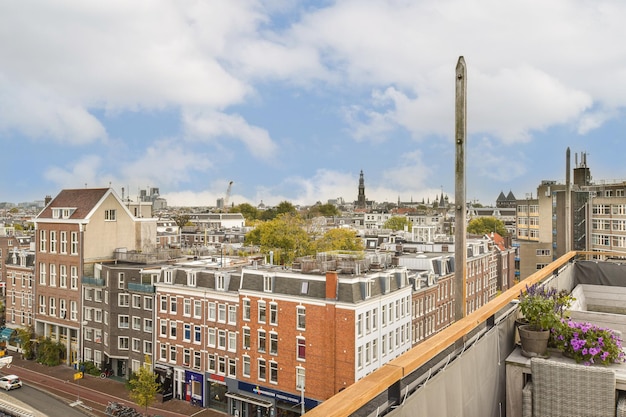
[
  {"xmin": 37, "ymin": 188, "xmax": 110, "ymax": 220},
  {"xmin": 506, "ymin": 190, "xmax": 516, "ymax": 201},
  {"xmin": 496, "ymin": 191, "xmax": 507, "ymax": 202}
]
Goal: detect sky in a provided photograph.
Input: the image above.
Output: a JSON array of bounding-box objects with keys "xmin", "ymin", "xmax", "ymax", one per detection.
[{"xmin": 2, "ymin": 0, "xmax": 626, "ymax": 208}]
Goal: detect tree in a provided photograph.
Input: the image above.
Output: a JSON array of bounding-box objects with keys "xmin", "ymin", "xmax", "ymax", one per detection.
[
  {"xmin": 307, "ymin": 203, "xmax": 340, "ymax": 218},
  {"xmin": 245, "ymin": 213, "xmax": 310, "ymax": 265},
  {"xmin": 16, "ymin": 326, "xmax": 34, "ymax": 359},
  {"xmin": 173, "ymin": 214, "xmax": 191, "ymax": 228},
  {"xmin": 467, "ymin": 216, "xmax": 508, "ymax": 236},
  {"xmin": 275, "ymin": 201, "xmax": 297, "ymax": 216},
  {"xmin": 313, "ymin": 228, "xmax": 364, "ymax": 253},
  {"xmin": 384, "ymin": 216, "xmax": 412, "ymax": 231},
  {"xmin": 129, "ymin": 355, "xmax": 160, "ymax": 417},
  {"xmin": 230, "ymin": 203, "xmax": 258, "ymax": 221}
]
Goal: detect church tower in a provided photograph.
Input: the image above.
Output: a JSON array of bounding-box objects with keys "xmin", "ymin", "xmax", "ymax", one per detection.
[{"xmin": 357, "ymin": 170, "xmax": 366, "ymax": 208}]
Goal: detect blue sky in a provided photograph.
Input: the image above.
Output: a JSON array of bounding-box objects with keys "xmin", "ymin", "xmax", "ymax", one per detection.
[{"xmin": 1, "ymin": 0, "xmax": 625, "ymax": 207}]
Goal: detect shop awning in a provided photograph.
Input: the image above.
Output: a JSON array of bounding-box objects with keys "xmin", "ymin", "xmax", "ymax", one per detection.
[
  {"xmin": 225, "ymin": 392, "xmax": 272, "ymax": 408},
  {"xmin": 0, "ymin": 328, "xmax": 15, "ymax": 342}
]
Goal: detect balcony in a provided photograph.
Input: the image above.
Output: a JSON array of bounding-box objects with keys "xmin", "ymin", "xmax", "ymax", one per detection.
[
  {"xmin": 127, "ymin": 282, "xmax": 155, "ymax": 293},
  {"xmin": 305, "ymin": 251, "xmax": 623, "ymax": 417},
  {"xmin": 81, "ymin": 276, "xmax": 105, "ymax": 286}
]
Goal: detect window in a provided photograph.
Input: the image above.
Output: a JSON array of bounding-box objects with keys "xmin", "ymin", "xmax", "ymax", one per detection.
[
  {"xmin": 39, "ymin": 295, "xmax": 46, "ymax": 314},
  {"xmin": 118, "ymin": 293, "xmax": 129, "ymax": 307},
  {"xmin": 49, "ymin": 297, "xmax": 56, "ymax": 316},
  {"xmin": 144, "ymin": 318, "xmax": 153, "ymax": 332},
  {"xmin": 208, "ymin": 354, "xmax": 215, "ymax": 372},
  {"xmin": 39, "ymin": 263, "xmax": 46, "ymax": 285},
  {"xmin": 39, "ymin": 230, "xmax": 47, "ymax": 253},
  {"xmin": 194, "ymin": 351, "xmax": 201, "ymax": 370},
  {"xmin": 119, "ymin": 337, "xmax": 129, "ymax": 350},
  {"xmin": 194, "ymin": 325, "xmax": 201, "ymax": 343},
  {"xmin": 258, "ymin": 359, "xmax": 266, "ymax": 381},
  {"xmin": 184, "ymin": 324, "xmax": 191, "ymax": 341},
  {"xmin": 258, "ymin": 330, "xmax": 266, "ymax": 352},
  {"xmin": 183, "ymin": 349, "xmax": 190, "ymax": 365},
  {"xmin": 297, "ymin": 306, "xmax": 306, "ymax": 330},
  {"xmin": 243, "ymin": 299, "xmax": 251, "ymax": 321},
  {"xmin": 228, "ymin": 358, "xmax": 236, "ymax": 377},
  {"xmin": 218, "ymin": 330, "xmax": 226, "ymax": 349},
  {"xmin": 49, "ymin": 264, "xmax": 56, "ymax": 286},
  {"xmin": 50, "ymin": 231, "xmax": 57, "ymax": 253},
  {"xmin": 118, "ymin": 315, "xmax": 129, "ymax": 328},
  {"xmin": 164, "ymin": 270, "xmax": 173, "ymax": 284},
  {"xmin": 208, "ymin": 328, "xmax": 216, "ymax": 347},
  {"xmin": 357, "ymin": 314, "xmax": 363, "ymax": 336},
  {"xmin": 243, "ymin": 328, "xmax": 251, "ymax": 349},
  {"xmin": 170, "ymin": 297, "xmax": 177, "ymax": 313},
  {"xmin": 71, "ymin": 266, "xmax": 78, "ymax": 289},
  {"xmin": 269, "ymin": 303, "xmax": 278, "ymax": 325},
  {"xmin": 104, "ymin": 209, "xmax": 117, "ymax": 221},
  {"xmin": 218, "ymin": 304, "xmax": 226, "ymax": 323},
  {"xmin": 118, "ymin": 273, "xmax": 125, "ymax": 289},
  {"xmin": 187, "ymin": 271, "xmax": 196, "ymax": 287},
  {"xmin": 60, "ymin": 231, "xmax": 67, "ymax": 254},
  {"xmin": 70, "ymin": 301, "xmax": 77, "ymax": 321},
  {"xmin": 194, "ymin": 300, "xmax": 201, "ymax": 317},
  {"xmin": 263, "ymin": 275, "xmax": 273, "ymax": 292},
  {"xmin": 144, "ymin": 341, "xmax": 152, "ymax": 356},
  {"xmin": 132, "ymin": 316, "xmax": 141, "ymax": 330},
  {"xmin": 132, "ymin": 295, "xmax": 141, "ymax": 309},
  {"xmin": 160, "ymin": 319, "xmax": 167, "ymax": 336},
  {"xmin": 258, "ymin": 301, "xmax": 266, "ymax": 323},
  {"xmin": 242, "ymin": 356, "xmax": 251, "ymax": 377},
  {"xmin": 208, "ymin": 302, "xmax": 216, "ymax": 321},
  {"xmin": 269, "ymin": 361, "xmax": 278, "ymax": 384},
  {"xmin": 160, "ymin": 296, "xmax": 167, "ymax": 312},
  {"xmin": 70, "ymin": 232, "xmax": 78, "ymax": 255},
  {"xmin": 270, "ymin": 332, "xmax": 278, "ymax": 355},
  {"xmin": 160, "ymin": 344, "xmax": 167, "ymax": 361},
  {"xmin": 59, "ymin": 265, "xmax": 67, "ymax": 288},
  {"xmin": 228, "ymin": 305, "xmax": 237, "ymax": 324},
  {"xmin": 184, "ymin": 299, "xmax": 191, "ymax": 316},
  {"xmin": 170, "ymin": 345, "xmax": 177, "ymax": 362},
  {"xmin": 297, "ymin": 337, "xmax": 306, "ymax": 361},
  {"xmin": 296, "ymin": 367, "xmax": 305, "ymax": 390},
  {"xmin": 228, "ymin": 331, "xmax": 236, "ymax": 351},
  {"xmin": 169, "ymin": 321, "xmax": 177, "ymax": 338},
  {"xmin": 216, "ymin": 273, "xmax": 225, "ymax": 290},
  {"xmin": 132, "ymin": 338, "xmax": 141, "ymax": 352},
  {"xmin": 218, "ymin": 357, "xmax": 226, "ymax": 375}
]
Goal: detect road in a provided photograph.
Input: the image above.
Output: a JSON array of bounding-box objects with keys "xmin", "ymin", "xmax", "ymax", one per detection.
[{"xmin": 8, "ymin": 384, "xmax": 89, "ymax": 417}]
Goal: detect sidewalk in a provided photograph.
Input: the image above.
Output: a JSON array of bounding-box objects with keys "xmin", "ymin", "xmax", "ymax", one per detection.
[{"xmin": 4, "ymin": 353, "xmax": 225, "ymax": 417}]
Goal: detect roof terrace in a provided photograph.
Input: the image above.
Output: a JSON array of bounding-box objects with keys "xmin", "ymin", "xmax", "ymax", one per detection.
[{"xmin": 304, "ymin": 251, "xmax": 626, "ymax": 417}]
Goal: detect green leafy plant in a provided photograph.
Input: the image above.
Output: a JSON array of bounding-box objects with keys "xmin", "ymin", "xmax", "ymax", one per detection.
[
  {"xmin": 518, "ymin": 284, "xmax": 574, "ymax": 331},
  {"xmin": 553, "ymin": 320, "xmax": 625, "ymax": 365}
]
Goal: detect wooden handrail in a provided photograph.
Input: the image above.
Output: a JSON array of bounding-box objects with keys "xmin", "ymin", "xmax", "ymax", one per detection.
[{"xmin": 304, "ymin": 251, "xmax": 578, "ymax": 417}]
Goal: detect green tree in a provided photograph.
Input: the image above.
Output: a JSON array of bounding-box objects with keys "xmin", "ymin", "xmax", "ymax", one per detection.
[
  {"xmin": 307, "ymin": 203, "xmax": 340, "ymax": 218},
  {"xmin": 230, "ymin": 203, "xmax": 258, "ymax": 221},
  {"xmin": 36, "ymin": 337, "xmax": 66, "ymax": 366},
  {"xmin": 173, "ymin": 214, "xmax": 191, "ymax": 228},
  {"xmin": 16, "ymin": 326, "xmax": 35, "ymax": 360},
  {"xmin": 384, "ymin": 216, "xmax": 412, "ymax": 231},
  {"xmin": 313, "ymin": 228, "xmax": 364, "ymax": 253},
  {"xmin": 275, "ymin": 201, "xmax": 297, "ymax": 216},
  {"xmin": 467, "ymin": 216, "xmax": 508, "ymax": 236},
  {"xmin": 245, "ymin": 213, "xmax": 310, "ymax": 265},
  {"xmin": 129, "ymin": 355, "xmax": 160, "ymax": 417}
]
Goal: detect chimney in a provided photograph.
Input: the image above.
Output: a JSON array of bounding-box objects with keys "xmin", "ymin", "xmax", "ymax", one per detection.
[
  {"xmin": 44, "ymin": 195, "xmax": 52, "ymax": 206},
  {"xmin": 325, "ymin": 271, "xmax": 338, "ymax": 300}
]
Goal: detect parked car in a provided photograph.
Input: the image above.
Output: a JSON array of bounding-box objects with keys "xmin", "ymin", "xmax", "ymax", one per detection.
[{"xmin": 0, "ymin": 375, "xmax": 22, "ymax": 390}]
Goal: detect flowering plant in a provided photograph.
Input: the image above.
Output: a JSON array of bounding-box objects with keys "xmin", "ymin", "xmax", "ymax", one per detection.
[
  {"xmin": 518, "ymin": 284, "xmax": 574, "ymax": 331},
  {"xmin": 553, "ymin": 319, "xmax": 625, "ymax": 366}
]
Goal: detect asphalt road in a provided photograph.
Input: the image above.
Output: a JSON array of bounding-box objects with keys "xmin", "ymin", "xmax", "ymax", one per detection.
[{"xmin": 9, "ymin": 384, "xmax": 89, "ymax": 417}]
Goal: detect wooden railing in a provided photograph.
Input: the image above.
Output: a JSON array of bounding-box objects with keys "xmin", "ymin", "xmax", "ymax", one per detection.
[{"xmin": 304, "ymin": 251, "xmax": 579, "ymax": 417}]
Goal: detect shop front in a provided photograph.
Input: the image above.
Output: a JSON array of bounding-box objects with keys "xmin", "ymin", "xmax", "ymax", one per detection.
[
  {"xmin": 185, "ymin": 370, "xmax": 204, "ymax": 406},
  {"xmin": 225, "ymin": 381, "xmax": 320, "ymax": 417},
  {"xmin": 205, "ymin": 372, "xmax": 228, "ymax": 412},
  {"xmin": 154, "ymin": 364, "xmax": 174, "ymax": 402}
]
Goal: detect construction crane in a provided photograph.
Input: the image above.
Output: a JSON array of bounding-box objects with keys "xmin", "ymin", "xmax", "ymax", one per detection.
[{"xmin": 224, "ymin": 181, "xmax": 233, "ymax": 209}]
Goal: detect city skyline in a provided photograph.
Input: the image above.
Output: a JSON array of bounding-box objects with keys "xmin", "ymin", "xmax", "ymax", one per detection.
[{"xmin": 1, "ymin": 1, "xmax": 626, "ymax": 208}]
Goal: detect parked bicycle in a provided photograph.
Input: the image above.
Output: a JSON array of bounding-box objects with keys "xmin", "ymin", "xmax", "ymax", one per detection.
[{"xmin": 100, "ymin": 368, "xmax": 114, "ymax": 378}]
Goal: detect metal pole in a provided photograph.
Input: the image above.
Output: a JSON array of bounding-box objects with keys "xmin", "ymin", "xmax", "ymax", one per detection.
[
  {"xmin": 454, "ymin": 56, "xmax": 467, "ymax": 321},
  {"xmin": 301, "ymin": 386, "xmax": 305, "ymax": 416}
]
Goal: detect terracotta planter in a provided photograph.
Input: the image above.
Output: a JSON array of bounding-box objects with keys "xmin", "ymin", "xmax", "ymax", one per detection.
[{"xmin": 518, "ymin": 324, "xmax": 550, "ymax": 358}]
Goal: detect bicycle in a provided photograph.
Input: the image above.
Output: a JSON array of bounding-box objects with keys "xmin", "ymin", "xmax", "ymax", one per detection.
[{"xmin": 100, "ymin": 368, "xmax": 114, "ymax": 378}]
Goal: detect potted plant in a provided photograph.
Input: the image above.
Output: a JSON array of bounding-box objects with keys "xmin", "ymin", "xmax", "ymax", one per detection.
[
  {"xmin": 517, "ymin": 284, "xmax": 572, "ymax": 357},
  {"xmin": 552, "ymin": 319, "xmax": 625, "ymax": 366}
]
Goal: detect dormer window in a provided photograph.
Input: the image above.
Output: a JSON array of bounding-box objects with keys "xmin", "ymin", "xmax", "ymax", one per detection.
[
  {"xmin": 366, "ymin": 280, "xmax": 373, "ymax": 298},
  {"xmin": 216, "ymin": 273, "xmax": 225, "ymax": 291},
  {"xmin": 52, "ymin": 209, "xmax": 60, "ymax": 219},
  {"xmin": 187, "ymin": 271, "xmax": 196, "ymax": 287},
  {"xmin": 263, "ymin": 275, "xmax": 273, "ymax": 292},
  {"xmin": 62, "ymin": 209, "xmax": 72, "ymax": 218},
  {"xmin": 164, "ymin": 270, "xmax": 173, "ymax": 284}
]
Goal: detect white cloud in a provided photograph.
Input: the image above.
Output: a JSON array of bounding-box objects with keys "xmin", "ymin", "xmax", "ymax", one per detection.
[
  {"xmin": 44, "ymin": 155, "xmax": 107, "ymax": 188},
  {"xmin": 182, "ymin": 110, "xmax": 278, "ymax": 160}
]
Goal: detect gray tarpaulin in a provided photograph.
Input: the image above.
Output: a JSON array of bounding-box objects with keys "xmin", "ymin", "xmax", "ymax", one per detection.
[{"xmin": 574, "ymin": 261, "xmax": 626, "ymax": 287}]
